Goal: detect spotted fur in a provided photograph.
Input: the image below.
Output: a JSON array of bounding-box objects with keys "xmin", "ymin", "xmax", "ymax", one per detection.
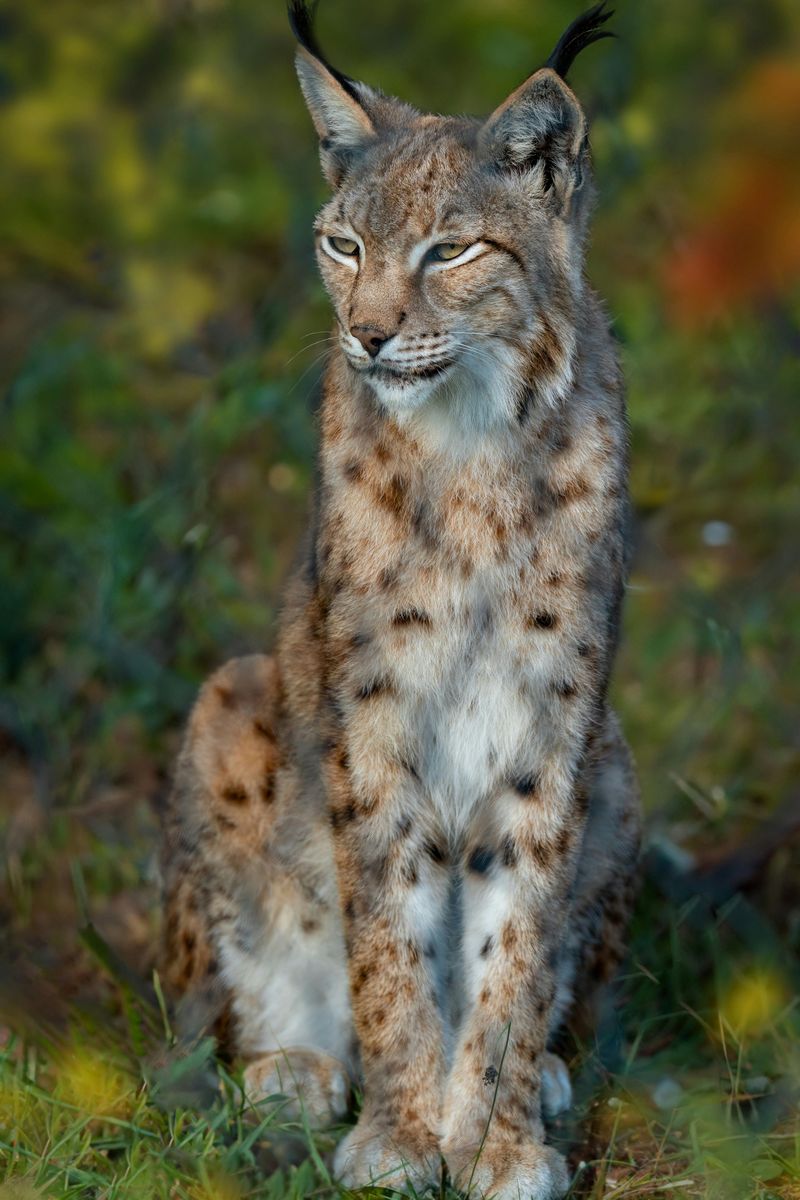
[{"xmin": 161, "ymin": 6, "xmax": 641, "ymax": 1196}]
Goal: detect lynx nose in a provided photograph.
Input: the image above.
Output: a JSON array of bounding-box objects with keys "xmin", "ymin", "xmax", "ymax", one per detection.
[{"xmin": 350, "ymin": 325, "xmax": 390, "ymax": 358}]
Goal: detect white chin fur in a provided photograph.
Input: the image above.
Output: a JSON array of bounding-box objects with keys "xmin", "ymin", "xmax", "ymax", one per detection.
[
  {"xmin": 357, "ymin": 350, "xmax": 524, "ymax": 448},
  {"xmin": 368, "ymin": 371, "xmax": 445, "ymax": 413}
]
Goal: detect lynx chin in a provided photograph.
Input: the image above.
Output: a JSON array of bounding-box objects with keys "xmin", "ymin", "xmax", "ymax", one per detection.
[{"xmin": 160, "ymin": 3, "xmax": 641, "ymax": 1196}]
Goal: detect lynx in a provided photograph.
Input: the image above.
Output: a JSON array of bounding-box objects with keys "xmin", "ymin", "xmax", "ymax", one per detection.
[{"xmin": 160, "ymin": 3, "xmax": 641, "ymax": 1196}]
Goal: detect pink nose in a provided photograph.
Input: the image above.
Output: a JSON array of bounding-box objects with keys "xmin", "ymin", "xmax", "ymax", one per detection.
[{"xmin": 350, "ymin": 325, "xmax": 390, "ymax": 357}]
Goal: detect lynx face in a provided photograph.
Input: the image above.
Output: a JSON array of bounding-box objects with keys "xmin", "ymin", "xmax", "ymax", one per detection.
[
  {"xmin": 296, "ymin": 29, "xmax": 595, "ymax": 433},
  {"xmin": 316, "ymin": 126, "xmax": 543, "ymax": 419}
]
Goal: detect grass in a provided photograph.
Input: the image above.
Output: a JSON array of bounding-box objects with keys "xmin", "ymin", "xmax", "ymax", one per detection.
[{"xmin": 0, "ymin": 863, "xmax": 798, "ymax": 1198}]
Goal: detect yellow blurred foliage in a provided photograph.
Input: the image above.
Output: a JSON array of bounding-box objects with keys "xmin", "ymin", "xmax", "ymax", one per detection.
[
  {"xmin": 52, "ymin": 30, "xmax": 109, "ymax": 92},
  {"xmin": 100, "ymin": 118, "xmax": 163, "ymax": 239},
  {"xmin": 189, "ymin": 1168, "xmax": 245, "ymax": 1200},
  {"xmin": 0, "ymin": 96, "xmax": 74, "ymax": 177},
  {"xmin": 183, "ymin": 65, "xmax": 237, "ymax": 110},
  {"xmin": 621, "ymin": 106, "xmax": 655, "ymax": 149},
  {"xmin": 125, "ymin": 259, "xmax": 217, "ymax": 357},
  {"xmin": 0, "ymin": 1180, "xmax": 44, "ymax": 1200},
  {"xmin": 718, "ymin": 967, "xmax": 789, "ymax": 1037},
  {"xmin": 0, "ymin": 28, "xmax": 109, "ymax": 177},
  {"xmin": 592, "ymin": 1093, "xmax": 652, "ymax": 1142},
  {"xmin": 54, "ymin": 1045, "xmax": 136, "ymax": 1118}
]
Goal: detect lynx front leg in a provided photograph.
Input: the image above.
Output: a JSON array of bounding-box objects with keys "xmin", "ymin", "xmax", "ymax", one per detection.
[
  {"xmin": 441, "ymin": 760, "xmax": 588, "ymax": 1200},
  {"xmin": 324, "ymin": 742, "xmax": 449, "ymax": 1191}
]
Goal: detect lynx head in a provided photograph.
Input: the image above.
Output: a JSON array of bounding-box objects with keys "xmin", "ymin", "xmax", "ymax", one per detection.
[{"xmin": 289, "ymin": 2, "xmax": 613, "ymax": 437}]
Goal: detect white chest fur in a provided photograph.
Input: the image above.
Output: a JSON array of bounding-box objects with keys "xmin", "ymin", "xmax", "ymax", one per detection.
[{"xmin": 394, "ymin": 564, "xmax": 534, "ymax": 840}]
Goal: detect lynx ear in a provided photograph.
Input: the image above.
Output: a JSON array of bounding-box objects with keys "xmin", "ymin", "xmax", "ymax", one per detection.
[
  {"xmin": 289, "ymin": 2, "xmax": 376, "ymax": 187},
  {"xmin": 481, "ymin": 68, "xmax": 587, "ymax": 201},
  {"xmin": 482, "ymin": 3, "xmax": 614, "ymax": 203}
]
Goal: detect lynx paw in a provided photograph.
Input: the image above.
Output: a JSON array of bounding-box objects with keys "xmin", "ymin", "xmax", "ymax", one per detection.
[
  {"xmin": 334, "ymin": 1118, "xmax": 440, "ymax": 1192},
  {"xmin": 447, "ymin": 1139, "xmax": 568, "ymax": 1200},
  {"xmin": 540, "ymin": 1051, "xmax": 572, "ymax": 1118},
  {"xmin": 243, "ymin": 1048, "xmax": 350, "ymax": 1127}
]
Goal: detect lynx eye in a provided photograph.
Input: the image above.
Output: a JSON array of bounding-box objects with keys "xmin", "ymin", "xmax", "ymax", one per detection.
[
  {"xmin": 329, "ymin": 236, "xmax": 359, "ymax": 256},
  {"xmin": 429, "ymin": 242, "xmax": 470, "ymax": 262}
]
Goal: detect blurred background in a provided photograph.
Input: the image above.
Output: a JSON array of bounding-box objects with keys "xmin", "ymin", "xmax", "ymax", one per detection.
[{"xmin": 0, "ymin": 0, "xmax": 798, "ymax": 1196}]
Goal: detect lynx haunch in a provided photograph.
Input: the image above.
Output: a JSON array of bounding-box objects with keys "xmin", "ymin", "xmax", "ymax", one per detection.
[{"xmin": 161, "ymin": 4, "xmax": 641, "ymax": 1196}]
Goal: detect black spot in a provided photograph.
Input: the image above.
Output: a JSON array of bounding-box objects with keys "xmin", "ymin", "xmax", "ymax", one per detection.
[
  {"xmin": 483, "ymin": 1065, "xmax": 498, "ymax": 1086},
  {"xmin": 480, "ymin": 935, "xmax": 494, "ymax": 958},
  {"xmin": 513, "ymin": 774, "xmax": 540, "ymax": 798},
  {"xmin": 532, "ymin": 612, "xmax": 558, "ymax": 630},
  {"xmin": 392, "ymin": 608, "xmax": 431, "ymax": 627},
  {"xmin": 400, "ymin": 757, "xmax": 421, "ymax": 782},
  {"xmin": 222, "ymin": 784, "xmax": 247, "ymax": 804},
  {"xmin": 329, "ymin": 802, "xmax": 357, "ymax": 830},
  {"xmin": 356, "ymin": 677, "xmax": 391, "ymax": 701},
  {"xmin": 424, "ymin": 941, "xmax": 437, "ymax": 959},
  {"xmin": 378, "ymin": 566, "xmax": 399, "ymax": 590},
  {"xmin": 424, "ymin": 840, "xmax": 448, "ymax": 865},
  {"xmin": 516, "ymin": 388, "xmax": 535, "ymax": 424},
  {"xmin": 335, "ymin": 746, "xmax": 350, "ymax": 770},
  {"xmin": 351, "ymin": 631, "xmax": 371, "ymax": 649},
  {"xmin": 501, "ymin": 837, "xmax": 518, "ymax": 868},
  {"xmin": 468, "ymin": 847, "xmax": 495, "ymax": 875},
  {"xmin": 555, "ymin": 680, "xmax": 578, "ymax": 699},
  {"xmin": 402, "ymin": 861, "xmax": 419, "ymax": 885}
]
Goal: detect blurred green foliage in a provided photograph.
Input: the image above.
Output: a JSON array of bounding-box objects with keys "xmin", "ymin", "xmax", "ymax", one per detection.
[
  {"xmin": 1, "ymin": 0, "xmax": 798, "ymax": 821},
  {"xmin": 0, "ymin": 0, "xmax": 799, "ymax": 1195}
]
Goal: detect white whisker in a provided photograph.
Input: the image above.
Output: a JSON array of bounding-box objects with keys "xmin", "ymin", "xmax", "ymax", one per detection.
[
  {"xmin": 284, "ymin": 336, "xmax": 335, "ymax": 368},
  {"xmin": 289, "ymin": 349, "xmax": 333, "ymax": 394}
]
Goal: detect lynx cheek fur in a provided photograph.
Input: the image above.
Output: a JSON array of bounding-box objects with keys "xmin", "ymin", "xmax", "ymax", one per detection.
[{"xmin": 160, "ymin": 4, "xmax": 641, "ymax": 1196}]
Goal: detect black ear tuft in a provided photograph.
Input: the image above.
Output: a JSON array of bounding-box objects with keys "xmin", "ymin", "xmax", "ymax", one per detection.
[
  {"xmin": 545, "ymin": 2, "xmax": 615, "ymax": 79},
  {"xmin": 287, "ymin": 0, "xmax": 360, "ymax": 101}
]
